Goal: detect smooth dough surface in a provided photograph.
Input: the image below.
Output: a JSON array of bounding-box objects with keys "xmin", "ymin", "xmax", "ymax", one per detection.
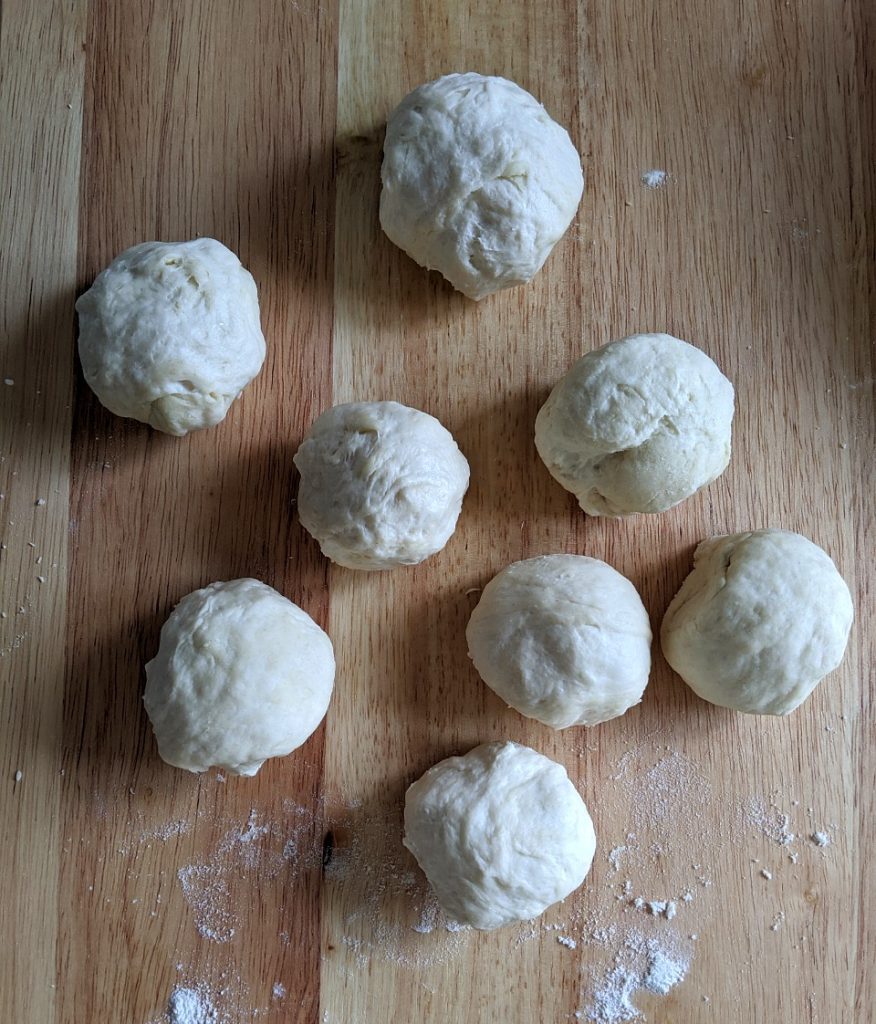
[
  {"xmin": 661, "ymin": 530, "xmax": 853, "ymax": 715},
  {"xmin": 466, "ymin": 555, "xmax": 652, "ymax": 728},
  {"xmin": 144, "ymin": 579, "xmax": 334, "ymax": 775},
  {"xmin": 380, "ymin": 72, "xmax": 584, "ymax": 300},
  {"xmin": 535, "ymin": 333, "xmax": 734, "ymax": 516},
  {"xmin": 76, "ymin": 238, "xmax": 266, "ymax": 435},
  {"xmin": 293, "ymin": 401, "xmax": 470, "ymax": 570},
  {"xmin": 404, "ymin": 741, "xmax": 595, "ymax": 930}
]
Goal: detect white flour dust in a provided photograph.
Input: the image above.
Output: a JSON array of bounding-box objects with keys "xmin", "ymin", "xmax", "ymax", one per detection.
[
  {"xmin": 577, "ymin": 929, "xmax": 691, "ymax": 1023},
  {"xmin": 141, "ymin": 820, "xmax": 192, "ymax": 843},
  {"xmin": 167, "ymin": 986, "xmax": 216, "ymax": 1024},
  {"xmin": 324, "ymin": 804, "xmax": 471, "ymax": 971},
  {"xmin": 611, "ymin": 747, "xmax": 736, "ymax": 865},
  {"xmin": 567, "ymin": 742, "xmax": 753, "ymax": 1020},
  {"xmin": 176, "ymin": 863, "xmax": 236, "ymax": 943},
  {"xmin": 122, "ymin": 743, "xmax": 841, "ymax": 1023},
  {"xmin": 743, "ymin": 796, "xmax": 797, "ymax": 848},
  {"xmin": 640, "ymin": 169, "xmax": 669, "ymax": 189},
  {"xmin": 627, "ymin": 898, "xmax": 678, "ymax": 921},
  {"xmin": 151, "ymin": 969, "xmax": 257, "ymax": 1024},
  {"xmin": 176, "ymin": 805, "xmax": 321, "ymax": 943}
]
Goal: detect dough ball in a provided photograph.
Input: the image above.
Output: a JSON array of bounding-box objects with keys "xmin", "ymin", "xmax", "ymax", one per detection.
[
  {"xmin": 76, "ymin": 238, "xmax": 266, "ymax": 435},
  {"xmin": 535, "ymin": 333, "xmax": 734, "ymax": 516},
  {"xmin": 403, "ymin": 741, "xmax": 595, "ymax": 930},
  {"xmin": 661, "ymin": 530, "xmax": 853, "ymax": 715},
  {"xmin": 144, "ymin": 579, "xmax": 334, "ymax": 775},
  {"xmin": 466, "ymin": 555, "xmax": 652, "ymax": 728},
  {"xmin": 380, "ymin": 72, "xmax": 584, "ymax": 300},
  {"xmin": 293, "ymin": 401, "xmax": 470, "ymax": 570}
]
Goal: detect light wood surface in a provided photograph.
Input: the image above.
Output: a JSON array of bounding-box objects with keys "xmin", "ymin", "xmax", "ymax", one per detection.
[{"xmin": 1, "ymin": 1, "xmax": 872, "ymax": 1022}]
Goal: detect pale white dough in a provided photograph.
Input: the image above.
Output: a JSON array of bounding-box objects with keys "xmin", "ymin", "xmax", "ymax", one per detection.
[
  {"xmin": 661, "ymin": 530, "xmax": 853, "ymax": 715},
  {"xmin": 403, "ymin": 741, "xmax": 595, "ymax": 930},
  {"xmin": 535, "ymin": 333, "xmax": 734, "ymax": 516},
  {"xmin": 144, "ymin": 579, "xmax": 334, "ymax": 775},
  {"xmin": 466, "ymin": 555, "xmax": 652, "ymax": 728},
  {"xmin": 293, "ymin": 401, "xmax": 470, "ymax": 570},
  {"xmin": 76, "ymin": 238, "xmax": 266, "ymax": 435},
  {"xmin": 380, "ymin": 72, "xmax": 584, "ymax": 300}
]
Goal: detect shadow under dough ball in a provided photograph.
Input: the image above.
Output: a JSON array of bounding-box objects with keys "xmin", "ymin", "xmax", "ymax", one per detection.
[
  {"xmin": 660, "ymin": 529, "xmax": 853, "ymax": 714},
  {"xmin": 380, "ymin": 72, "xmax": 584, "ymax": 300},
  {"xmin": 75, "ymin": 238, "xmax": 266, "ymax": 435}
]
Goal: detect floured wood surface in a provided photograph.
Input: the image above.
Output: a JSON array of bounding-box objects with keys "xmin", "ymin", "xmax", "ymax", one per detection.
[{"xmin": 1, "ymin": 0, "xmax": 872, "ymax": 1021}]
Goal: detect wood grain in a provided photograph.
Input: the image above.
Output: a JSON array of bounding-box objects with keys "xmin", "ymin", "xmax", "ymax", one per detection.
[
  {"xmin": 0, "ymin": 0, "xmax": 873, "ymax": 1021},
  {"xmin": 64, "ymin": 0, "xmax": 337, "ymax": 1019},
  {"xmin": 0, "ymin": 0, "xmax": 84, "ymax": 1019}
]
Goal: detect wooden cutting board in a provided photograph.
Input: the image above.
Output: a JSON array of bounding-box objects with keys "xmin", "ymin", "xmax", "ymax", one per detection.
[{"xmin": 1, "ymin": 0, "xmax": 872, "ymax": 1021}]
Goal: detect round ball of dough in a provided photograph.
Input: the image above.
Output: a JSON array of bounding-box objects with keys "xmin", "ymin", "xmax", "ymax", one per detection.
[
  {"xmin": 380, "ymin": 72, "xmax": 584, "ymax": 300},
  {"xmin": 293, "ymin": 401, "xmax": 470, "ymax": 570},
  {"xmin": 466, "ymin": 555, "xmax": 652, "ymax": 728},
  {"xmin": 403, "ymin": 741, "xmax": 595, "ymax": 930},
  {"xmin": 144, "ymin": 579, "xmax": 334, "ymax": 775},
  {"xmin": 76, "ymin": 238, "xmax": 266, "ymax": 435},
  {"xmin": 535, "ymin": 333, "xmax": 734, "ymax": 516},
  {"xmin": 661, "ymin": 530, "xmax": 853, "ymax": 715}
]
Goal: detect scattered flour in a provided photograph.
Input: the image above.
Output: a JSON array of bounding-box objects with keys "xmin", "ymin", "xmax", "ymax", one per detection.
[
  {"xmin": 640, "ymin": 169, "xmax": 669, "ymax": 189},
  {"xmin": 625, "ymin": 751, "xmax": 729, "ymax": 851},
  {"xmin": 238, "ymin": 809, "xmax": 270, "ymax": 845},
  {"xmin": 141, "ymin": 820, "xmax": 191, "ymax": 843},
  {"xmin": 626, "ymin": 888, "xmax": 690, "ymax": 922},
  {"xmin": 411, "ymin": 901, "xmax": 440, "ymax": 934},
  {"xmin": 176, "ymin": 805, "xmax": 321, "ymax": 943},
  {"xmin": 176, "ymin": 864, "xmax": 236, "ymax": 943},
  {"xmin": 122, "ymin": 747, "xmax": 838, "ymax": 1022},
  {"xmin": 167, "ymin": 986, "xmax": 216, "ymax": 1024},
  {"xmin": 744, "ymin": 797, "xmax": 796, "ymax": 847},
  {"xmin": 642, "ymin": 948, "xmax": 687, "ymax": 994},
  {"xmin": 581, "ymin": 931, "xmax": 691, "ymax": 1023},
  {"xmin": 324, "ymin": 806, "xmax": 471, "ymax": 970},
  {"xmin": 642, "ymin": 900, "xmax": 676, "ymax": 920},
  {"xmin": 580, "ymin": 965, "xmax": 639, "ymax": 1023},
  {"xmin": 608, "ymin": 846, "xmax": 628, "ymax": 872},
  {"xmin": 573, "ymin": 746, "xmax": 720, "ymax": 1019}
]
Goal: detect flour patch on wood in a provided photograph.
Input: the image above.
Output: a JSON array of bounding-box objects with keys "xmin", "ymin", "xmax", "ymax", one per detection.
[
  {"xmin": 175, "ymin": 805, "xmax": 321, "ymax": 943},
  {"xmin": 167, "ymin": 986, "xmax": 216, "ymax": 1024},
  {"xmin": 640, "ymin": 169, "xmax": 669, "ymax": 189},
  {"xmin": 579, "ymin": 930, "xmax": 691, "ymax": 1022},
  {"xmin": 140, "ymin": 819, "xmax": 191, "ymax": 843},
  {"xmin": 743, "ymin": 796, "xmax": 797, "ymax": 847},
  {"xmin": 324, "ymin": 805, "xmax": 471, "ymax": 969},
  {"xmin": 567, "ymin": 746, "xmax": 722, "ymax": 1019}
]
